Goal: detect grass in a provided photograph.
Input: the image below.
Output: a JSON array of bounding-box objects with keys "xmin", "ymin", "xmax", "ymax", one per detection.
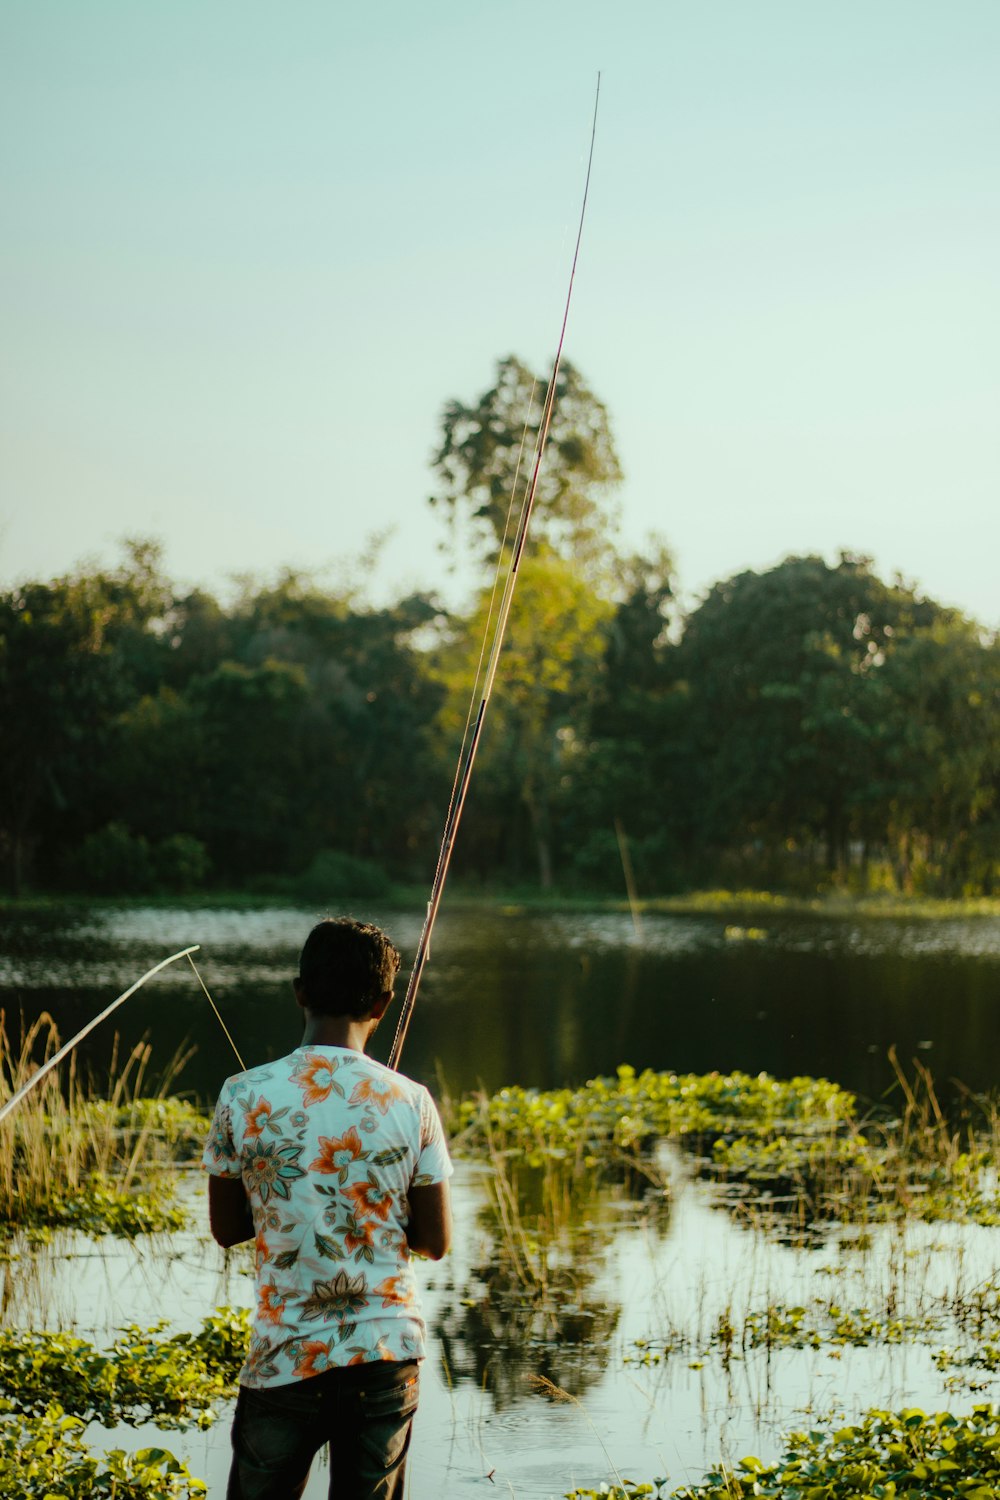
[
  {"xmin": 2, "ymin": 885, "xmax": 997, "ymax": 919},
  {"xmin": 636, "ymin": 888, "xmax": 1000, "ymax": 920},
  {"xmin": 0, "ymin": 1013, "xmax": 207, "ymax": 1239}
]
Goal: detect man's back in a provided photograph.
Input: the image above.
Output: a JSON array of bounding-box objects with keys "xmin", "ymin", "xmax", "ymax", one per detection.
[{"xmin": 205, "ymin": 1043, "xmax": 451, "ymax": 1388}]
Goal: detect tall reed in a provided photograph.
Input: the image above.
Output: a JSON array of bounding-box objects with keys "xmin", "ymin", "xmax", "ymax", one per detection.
[{"xmin": 0, "ymin": 1011, "xmax": 195, "ymax": 1230}]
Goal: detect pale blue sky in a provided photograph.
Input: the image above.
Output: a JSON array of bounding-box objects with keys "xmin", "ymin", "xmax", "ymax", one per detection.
[{"xmin": 3, "ymin": 1, "xmax": 998, "ymax": 625}]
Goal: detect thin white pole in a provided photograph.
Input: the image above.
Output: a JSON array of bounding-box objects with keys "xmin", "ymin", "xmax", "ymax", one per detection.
[{"xmin": 0, "ymin": 944, "xmax": 200, "ymax": 1124}]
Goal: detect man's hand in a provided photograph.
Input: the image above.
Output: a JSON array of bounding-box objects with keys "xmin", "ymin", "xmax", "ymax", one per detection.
[{"xmin": 208, "ymin": 1175, "xmax": 255, "ymax": 1248}]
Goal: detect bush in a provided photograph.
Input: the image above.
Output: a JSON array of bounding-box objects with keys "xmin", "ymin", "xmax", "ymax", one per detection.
[
  {"xmin": 290, "ymin": 849, "xmax": 391, "ymax": 900},
  {"xmin": 153, "ymin": 834, "xmax": 211, "ymax": 892},
  {"xmin": 61, "ymin": 826, "xmax": 211, "ymax": 895},
  {"xmin": 567, "ymin": 828, "xmax": 684, "ymax": 894},
  {"xmin": 64, "ymin": 823, "xmax": 154, "ymax": 894}
]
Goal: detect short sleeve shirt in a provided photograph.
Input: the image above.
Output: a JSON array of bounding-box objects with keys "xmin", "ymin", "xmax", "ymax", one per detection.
[{"xmin": 202, "ymin": 1045, "xmax": 452, "ymax": 1388}]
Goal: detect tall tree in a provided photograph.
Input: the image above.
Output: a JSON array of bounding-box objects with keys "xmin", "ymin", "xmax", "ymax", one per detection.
[
  {"xmin": 0, "ymin": 581, "xmax": 111, "ymax": 893},
  {"xmin": 434, "ymin": 549, "xmax": 614, "ymax": 887},
  {"xmin": 569, "ymin": 541, "xmax": 697, "ymax": 889},
  {"xmin": 426, "ymin": 355, "xmax": 626, "ymax": 885},
  {"xmin": 429, "ymin": 355, "xmax": 622, "ymax": 576},
  {"xmin": 0, "ymin": 541, "xmax": 174, "ymax": 893},
  {"xmin": 676, "ymin": 554, "xmax": 950, "ymax": 877},
  {"xmin": 880, "ymin": 619, "xmax": 1000, "ymax": 892}
]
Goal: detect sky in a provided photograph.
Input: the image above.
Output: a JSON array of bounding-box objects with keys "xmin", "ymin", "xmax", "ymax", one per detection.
[{"xmin": 2, "ymin": 0, "xmax": 998, "ymax": 628}]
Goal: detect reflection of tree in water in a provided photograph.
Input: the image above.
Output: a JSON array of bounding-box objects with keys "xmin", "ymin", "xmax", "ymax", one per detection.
[{"xmin": 433, "ymin": 1159, "xmax": 669, "ymax": 1408}]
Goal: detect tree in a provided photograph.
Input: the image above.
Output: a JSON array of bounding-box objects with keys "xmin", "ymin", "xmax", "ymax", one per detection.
[
  {"xmin": 429, "ymin": 355, "xmax": 622, "ymax": 576},
  {"xmin": 434, "ymin": 548, "xmax": 614, "ymax": 887},
  {"xmin": 880, "ymin": 620, "xmax": 999, "ymax": 893},
  {"xmin": 675, "ymin": 554, "xmax": 953, "ymax": 880},
  {"xmin": 0, "ymin": 539, "xmax": 173, "ymax": 894},
  {"xmin": 225, "ymin": 574, "xmax": 448, "ymax": 873},
  {"xmin": 567, "ymin": 540, "xmax": 698, "ymax": 890},
  {"xmin": 105, "ymin": 574, "xmax": 449, "ymax": 884},
  {"xmin": 22, "ymin": 543, "xmax": 215, "ymax": 889},
  {"xmin": 425, "ymin": 355, "xmax": 627, "ymax": 887}
]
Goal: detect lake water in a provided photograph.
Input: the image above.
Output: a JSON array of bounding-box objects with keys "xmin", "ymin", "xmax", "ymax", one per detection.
[
  {"xmin": 2, "ymin": 902, "xmax": 998, "ymax": 1105},
  {"xmin": 2, "ymin": 901, "xmax": 1000, "ymax": 1497}
]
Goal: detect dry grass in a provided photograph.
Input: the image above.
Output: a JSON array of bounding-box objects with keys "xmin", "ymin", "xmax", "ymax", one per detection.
[{"xmin": 0, "ymin": 1011, "xmax": 195, "ymax": 1230}]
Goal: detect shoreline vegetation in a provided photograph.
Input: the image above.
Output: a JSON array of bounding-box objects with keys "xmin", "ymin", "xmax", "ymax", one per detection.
[
  {"xmin": 4, "ymin": 543, "xmax": 997, "ymax": 908},
  {"xmin": 5, "ymin": 1041, "xmax": 1000, "ymax": 1493},
  {"xmin": 2, "ymin": 885, "xmax": 999, "ymax": 921}
]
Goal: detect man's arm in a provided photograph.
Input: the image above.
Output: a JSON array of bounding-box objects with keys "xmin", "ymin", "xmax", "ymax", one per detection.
[
  {"xmin": 406, "ymin": 1180, "xmax": 452, "ymax": 1260},
  {"xmin": 208, "ymin": 1174, "xmax": 255, "ymax": 1248}
]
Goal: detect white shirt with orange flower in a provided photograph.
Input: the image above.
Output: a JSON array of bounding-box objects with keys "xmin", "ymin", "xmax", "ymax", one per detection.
[{"xmin": 202, "ymin": 1045, "xmax": 452, "ymax": 1389}]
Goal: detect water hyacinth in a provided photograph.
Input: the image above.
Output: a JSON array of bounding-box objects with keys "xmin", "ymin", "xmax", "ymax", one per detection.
[{"xmin": 453, "ymin": 1066, "xmax": 856, "ymax": 1172}]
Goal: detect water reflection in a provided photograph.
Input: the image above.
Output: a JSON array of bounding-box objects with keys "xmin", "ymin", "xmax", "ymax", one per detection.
[
  {"xmin": 436, "ymin": 1265, "xmax": 620, "ymax": 1408},
  {"xmin": 432, "ymin": 1153, "xmax": 672, "ymax": 1407},
  {"xmin": 436, "ymin": 1229, "xmax": 621, "ymax": 1404}
]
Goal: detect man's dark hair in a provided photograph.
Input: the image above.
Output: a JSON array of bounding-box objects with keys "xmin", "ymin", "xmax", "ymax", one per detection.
[{"xmin": 297, "ymin": 917, "xmax": 401, "ymax": 1018}]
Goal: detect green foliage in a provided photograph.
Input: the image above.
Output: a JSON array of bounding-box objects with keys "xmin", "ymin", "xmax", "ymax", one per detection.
[
  {"xmin": 62, "ymin": 821, "xmax": 156, "ymax": 894},
  {"xmin": 878, "ymin": 618, "xmax": 1000, "ymax": 895},
  {"xmin": 663, "ymin": 1406, "xmax": 1000, "ymax": 1499},
  {"xmin": 289, "ymin": 848, "xmax": 392, "ymax": 900},
  {"xmin": 629, "ymin": 1297, "xmax": 950, "ymax": 1368},
  {"xmin": 565, "ymin": 1487, "xmax": 661, "ymax": 1499},
  {"xmin": 675, "ymin": 555, "xmax": 997, "ymax": 891},
  {"xmin": 434, "ymin": 547, "xmax": 616, "ymax": 886},
  {"xmin": 10, "ymin": 1178, "xmax": 187, "ymax": 1241},
  {"xmin": 153, "ymin": 833, "xmax": 212, "ymax": 891},
  {"xmin": 455, "ymin": 1066, "xmax": 855, "ymax": 1170},
  {"xmin": 0, "ymin": 540, "xmax": 178, "ymax": 895},
  {"xmin": 3, "ymin": 410, "xmax": 997, "ymax": 897},
  {"xmin": 430, "ymin": 354, "xmax": 623, "ymax": 573},
  {"xmin": 458, "ymin": 1062, "xmax": 1000, "ymax": 1230},
  {"xmin": 0, "ymin": 1307, "xmax": 250, "ymax": 1428},
  {"xmin": 0, "ymin": 1404, "xmax": 207, "ymax": 1497},
  {"xmin": 566, "ymin": 1409, "xmax": 1000, "ymax": 1498},
  {"xmin": 61, "ymin": 822, "xmax": 211, "ymax": 896}
]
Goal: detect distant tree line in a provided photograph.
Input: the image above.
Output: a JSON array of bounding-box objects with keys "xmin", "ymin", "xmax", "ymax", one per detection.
[{"xmin": 2, "ymin": 356, "xmax": 997, "ymax": 900}]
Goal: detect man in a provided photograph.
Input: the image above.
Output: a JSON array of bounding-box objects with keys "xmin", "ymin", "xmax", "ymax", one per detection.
[{"xmin": 203, "ymin": 916, "xmax": 453, "ymax": 1500}]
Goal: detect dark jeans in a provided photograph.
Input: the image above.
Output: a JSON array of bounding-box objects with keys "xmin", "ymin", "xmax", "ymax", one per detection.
[{"xmin": 227, "ymin": 1359, "xmax": 420, "ymax": 1500}]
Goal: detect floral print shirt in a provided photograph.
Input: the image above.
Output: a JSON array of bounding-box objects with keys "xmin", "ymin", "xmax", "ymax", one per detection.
[{"xmin": 202, "ymin": 1045, "xmax": 452, "ymax": 1388}]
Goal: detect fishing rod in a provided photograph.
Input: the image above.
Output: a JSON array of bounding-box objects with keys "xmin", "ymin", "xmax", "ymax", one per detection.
[
  {"xmin": 0, "ymin": 945, "xmax": 203, "ymax": 1125},
  {"xmin": 388, "ymin": 75, "xmax": 602, "ymax": 1071}
]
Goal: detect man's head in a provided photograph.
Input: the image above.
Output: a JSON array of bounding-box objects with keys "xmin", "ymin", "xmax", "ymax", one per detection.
[{"xmin": 296, "ymin": 917, "xmax": 401, "ymax": 1019}]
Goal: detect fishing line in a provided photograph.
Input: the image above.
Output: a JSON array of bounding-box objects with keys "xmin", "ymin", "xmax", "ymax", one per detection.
[
  {"xmin": 186, "ymin": 952, "xmax": 246, "ymax": 1071},
  {"xmin": 388, "ymin": 74, "xmax": 601, "ymax": 1071},
  {"xmin": 0, "ymin": 945, "xmax": 201, "ymax": 1125}
]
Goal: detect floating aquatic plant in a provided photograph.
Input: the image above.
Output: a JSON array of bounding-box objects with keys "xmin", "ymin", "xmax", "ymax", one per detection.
[
  {"xmin": 0, "ymin": 1403, "xmax": 206, "ymax": 1498},
  {"xmin": 453, "ymin": 1065, "xmax": 855, "ymax": 1172},
  {"xmin": 566, "ymin": 1406, "xmax": 1000, "ymax": 1499},
  {"xmin": 0, "ymin": 1307, "xmax": 250, "ymax": 1429}
]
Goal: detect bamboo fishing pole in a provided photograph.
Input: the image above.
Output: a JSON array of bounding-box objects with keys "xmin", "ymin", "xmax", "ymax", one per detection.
[
  {"xmin": 388, "ymin": 76, "xmax": 602, "ymax": 1071},
  {"xmin": 0, "ymin": 945, "xmax": 202, "ymax": 1124}
]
